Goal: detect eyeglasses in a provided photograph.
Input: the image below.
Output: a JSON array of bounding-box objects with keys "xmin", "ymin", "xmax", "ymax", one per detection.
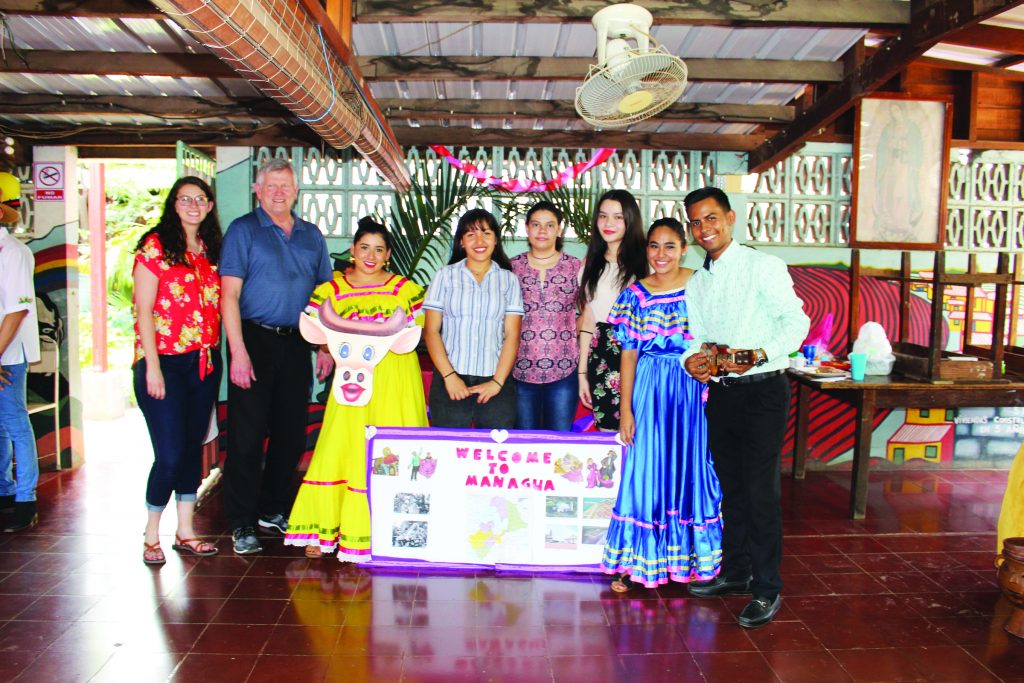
[{"xmin": 176, "ymin": 195, "xmax": 210, "ymax": 207}]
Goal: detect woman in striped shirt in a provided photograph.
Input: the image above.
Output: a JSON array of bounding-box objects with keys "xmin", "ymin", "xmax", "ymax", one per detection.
[{"xmin": 423, "ymin": 208, "xmax": 524, "ymax": 428}]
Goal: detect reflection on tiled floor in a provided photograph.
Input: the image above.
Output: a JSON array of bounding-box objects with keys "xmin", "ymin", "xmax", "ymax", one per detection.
[{"xmin": 0, "ymin": 413, "xmax": 1021, "ymax": 681}]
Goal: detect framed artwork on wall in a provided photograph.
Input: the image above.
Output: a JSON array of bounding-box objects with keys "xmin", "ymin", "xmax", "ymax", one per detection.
[{"xmin": 850, "ymin": 94, "xmax": 953, "ymax": 251}]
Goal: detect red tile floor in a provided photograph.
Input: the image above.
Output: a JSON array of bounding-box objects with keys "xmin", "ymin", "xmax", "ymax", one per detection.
[{"xmin": 0, "ymin": 412, "xmax": 1022, "ymax": 682}]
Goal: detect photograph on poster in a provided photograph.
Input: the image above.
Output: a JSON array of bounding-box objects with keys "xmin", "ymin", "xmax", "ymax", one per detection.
[
  {"xmin": 545, "ymin": 496, "xmax": 579, "ymax": 518},
  {"xmin": 544, "ymin": 524, "xmax": 579, "ymax": 548},
  {"xmin": 582, "ymin": 498, "xmax": 614, "ymax": 519},
  {"xmin": 394, "ymin": 493, "xmax": 430, "ymax": 515},
  {"xmin": 393, "ymin": 520, "xmax": 428, "ymax": 547},
  {"xmin": 582, "ymin": 526, "xmax": 608, "ymax": 545}
]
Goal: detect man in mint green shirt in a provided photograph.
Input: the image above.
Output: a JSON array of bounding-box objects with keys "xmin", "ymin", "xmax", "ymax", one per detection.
[{"xmin": 681, "ymin": 187, "xmax": 809, "ymax": 629}]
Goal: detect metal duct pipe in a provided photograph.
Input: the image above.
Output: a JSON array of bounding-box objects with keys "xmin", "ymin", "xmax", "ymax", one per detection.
[{"xmin": 152, "ymin": 0, "xmax": 410, "ymax": 191}]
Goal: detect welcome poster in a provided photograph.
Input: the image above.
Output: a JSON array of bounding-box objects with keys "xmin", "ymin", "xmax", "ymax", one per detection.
[{"xmin": 366, "ymin": 427, "xmax": 625, "ymax": 569}]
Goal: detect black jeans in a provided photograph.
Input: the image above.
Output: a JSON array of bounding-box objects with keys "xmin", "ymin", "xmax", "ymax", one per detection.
[
  {"xmin": 224, "ymin": 322, "xmax": 313, "ymax": 531},
  {"xmin": 428, "ymin": 369, "xmax": 516, "ymax": 429},
  {"xmin": 705, "ymin": 373, "xmax": 790, "ymax": 599},
  {"xmin": 135, "ymin": 350, "xmax": 222, "ymax": 511}
]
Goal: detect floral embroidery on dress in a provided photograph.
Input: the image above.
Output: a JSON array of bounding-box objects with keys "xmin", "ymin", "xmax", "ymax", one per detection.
[{"xmin": 588, "ymin": 322, "xmax": 623, "ymax": 430}]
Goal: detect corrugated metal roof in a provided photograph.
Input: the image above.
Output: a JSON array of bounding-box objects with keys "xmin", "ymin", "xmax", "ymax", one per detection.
[
  {"xmin": 353, "ymin": 23, "xmax": 865, "ymax": 62},
  {"xmin": 354, "ymin": 20, "xmax": 861, "ymax": 132},
  {"xmin": 2, "ymin": 8, "xmax": 1023, "ymax": 151},
  {"xmin": 3, "ymin": 14, "xmax": 207, "ymax": 53},
  {"xmin": 889, "ymin": 423, "xmax": 953, "ymax": 444}
]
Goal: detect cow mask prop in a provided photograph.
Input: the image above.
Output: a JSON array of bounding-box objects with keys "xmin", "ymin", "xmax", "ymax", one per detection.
[{"xmin": 300, "ymin": 305, "xmax": 421, "ymax": 407}]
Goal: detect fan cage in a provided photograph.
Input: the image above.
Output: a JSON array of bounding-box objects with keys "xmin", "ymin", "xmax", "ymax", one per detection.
[{"xmin": 575, "ymin": 47, "xmax": 687, "ymax": 129}]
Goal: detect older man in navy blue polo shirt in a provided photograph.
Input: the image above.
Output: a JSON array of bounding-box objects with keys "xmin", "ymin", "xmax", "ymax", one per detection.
[{"xmin": 220, "ymin": 159, "xmax": 334, "ymax": 555}]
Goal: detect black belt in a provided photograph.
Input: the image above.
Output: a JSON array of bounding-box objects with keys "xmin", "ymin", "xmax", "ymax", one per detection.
[
  {"xmin": 714, "ymin": 369, "xmax": 784, "ymax": 387},
  {"xmin": 246, "ymin": 320, "xmax": 299, "ymax": 336}
]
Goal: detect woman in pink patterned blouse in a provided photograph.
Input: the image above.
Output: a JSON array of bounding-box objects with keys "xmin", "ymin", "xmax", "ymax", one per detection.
[{"xmin": 510, "ymin": 201, "xmax": 582, "ymax": 431}]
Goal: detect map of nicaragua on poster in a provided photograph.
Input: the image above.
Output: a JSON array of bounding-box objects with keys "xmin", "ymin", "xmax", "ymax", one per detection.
[{"xmin": 366, "ymin": 427, "xmax": 625, "ymax": 569}]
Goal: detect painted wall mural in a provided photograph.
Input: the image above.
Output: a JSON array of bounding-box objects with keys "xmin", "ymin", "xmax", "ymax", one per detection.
[
  {"xmin": 786, "ymin": 264, "xmax": 1023, "ymax": 470},
  {"xmin": 24, "ymin": 225, "xmax": 77, "ymax": 470}
]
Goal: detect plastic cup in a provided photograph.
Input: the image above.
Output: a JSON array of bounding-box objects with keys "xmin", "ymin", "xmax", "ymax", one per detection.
[
  {"xmin": 802, "ymin": 344, "xmax": 817, "ymax": 365},
  {"xmin": 849, "ymin": 352, "xmax": 867, "ymax": 381}
]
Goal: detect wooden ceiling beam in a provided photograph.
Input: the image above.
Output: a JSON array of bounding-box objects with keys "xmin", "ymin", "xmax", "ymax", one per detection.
[
  {"xmin": 916, "ymin": 55, "xmax": 1024, "ymax": 82},
  {"xmin": 992, "ymin": 54, "xmax": 1024, "ymax": 68},
  {"xmin": 354, "ymin": 0, "xmax": 909, "ymax": 27},
  {"xmin": 938, "ymin": 24, "xmax": 1024, "ymax": 55},
  {"xmin": 0, "ymin": 94, "xmax": 286, "ymax": 118},
  {"xmin": 394, "ymin": 126, "xmax": 766, "ymax": 151},
  {"xmin": 377, "ymin": 98, "xmax": 794, "ymax": 124},
  {"xmin": 0, "ymin": 0, "xmax": 162, "ymax": 19},
  {"xmin": 76, "ymin": 146, "xmax": 182, "ymax": 159},
  {"xmin": 749, "ymin": 0, "xmax": 1024, "ymax": 173},
  {"xmin": 1, "ymin": 124, "xmax": 320, "ymax": 148},
  {"xmin": 0, "ymin": 50, "xmax": 236, "ymax": 78},
  {"xmin": 358, "ymin": 56, "xmax": 843, "ymax": 83}
]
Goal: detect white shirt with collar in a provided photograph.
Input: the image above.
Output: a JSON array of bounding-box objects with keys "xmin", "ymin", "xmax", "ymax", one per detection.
[
  {"xmin": 0, "ymin": 227, "xmax": 40, "ymax": 365},
  {"xmin": 681, "ymin": 240, "xmax": 809, "ymax": 377}
]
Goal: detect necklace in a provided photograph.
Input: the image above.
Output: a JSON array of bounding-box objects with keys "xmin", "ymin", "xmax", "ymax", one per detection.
[{"xmin": 529, "ymin": 252, "xmax": 558, "ymax": 262}]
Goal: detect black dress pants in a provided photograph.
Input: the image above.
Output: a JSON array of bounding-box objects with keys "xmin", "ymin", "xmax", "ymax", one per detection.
[
  {"xmin": 428, "ymin": 369, "xmax": 517, "ymax": 429},
  {"xmin": 224, "ymin": 322, "xmax": 313, "ymax": 531},
  {"xmin": 705, "ymin": 373, "xmax": 790, "ymax": 599}
]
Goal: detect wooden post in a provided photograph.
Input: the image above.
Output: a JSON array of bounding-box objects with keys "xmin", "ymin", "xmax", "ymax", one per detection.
[
  {"xmin": 849, "ymin": 248, "xmax": 861, "ymax": 352},
  {"xmin": 849, "ymin": 389, "xmax": 876, "ymax": 519},
  {"xmin": 992, "ymin": 252, "xmax": 1010, "ymax": 377},
  {"xmin": 88, "ymin": 163, "xmax": 107, "ymax": 372},
  {"xmin": 899, "ymin": 251, "xmax": 912, "ymax": 344},
  {"xmin": 928, "ymin": 251, "xmax": 946, "ymax": 380},
  {"xmin": 963, "ymin": 253, "xmax": 977, "ymax": 351},
  {"xmin": 792, "ymin": 381, "xmax": 810, "ymax": 479},
  {"xmin": 1010, "ymin": 253, "xmax": 1022, "ymax": 349}
]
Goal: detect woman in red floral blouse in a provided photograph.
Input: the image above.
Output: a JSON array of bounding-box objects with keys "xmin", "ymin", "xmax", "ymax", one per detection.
[{"xmin": 133, "ymin": 176, "xmax": 223, "ymax": 565}]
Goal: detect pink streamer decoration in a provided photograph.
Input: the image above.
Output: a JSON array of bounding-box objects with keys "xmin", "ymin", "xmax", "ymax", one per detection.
[{"xmin": 430, "ymin": 145, "xmax": 616, "ymax": 193}]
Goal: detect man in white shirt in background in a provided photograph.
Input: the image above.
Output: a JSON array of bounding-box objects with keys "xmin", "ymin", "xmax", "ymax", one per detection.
[
  {"xmin": 681, "ymin": 186, "xmax": 809, "ymax": 628},
  {"xmin": 0, "ymin": 171, "xmax": 41, "ymax": 532}
]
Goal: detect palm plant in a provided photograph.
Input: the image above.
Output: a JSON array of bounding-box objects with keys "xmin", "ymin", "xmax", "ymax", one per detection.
[
  {"xmin": 383, "ymin": 156, "xmax": 487, "ymax": 284},
  {"xmin": 378, "ymin": 150, "xmax": 599, "ymax": 286},
  {"xmin": 486, "ymin": 174, "xmax": 600, "ymax": 246}
]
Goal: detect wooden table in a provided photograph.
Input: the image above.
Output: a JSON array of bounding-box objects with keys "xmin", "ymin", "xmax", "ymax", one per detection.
[{"xmin": 788, "ymin": 370, "xmax": 1024, "ymax": 519}]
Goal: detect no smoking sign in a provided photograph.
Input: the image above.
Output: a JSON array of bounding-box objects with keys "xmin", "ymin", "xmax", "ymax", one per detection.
[{"xmin": 32, "ymin": 162, "xmax": 65, "ymax": 201}]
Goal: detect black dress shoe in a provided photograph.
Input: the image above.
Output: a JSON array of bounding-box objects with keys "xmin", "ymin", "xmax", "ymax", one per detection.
[
  {"xmin": 737, "ymin": 595, "xmax": 782, "ymax": 628},
  {"xmin": 2, "ymin": 502, "xmax": 37, "ymax": 533},
  {"xmin": 0, "ymin": 495, "xmax": 14, "ymax": 512},
  {"xmin": 687, "ymin": 576, "xmax": 752, "ymax": 598}
]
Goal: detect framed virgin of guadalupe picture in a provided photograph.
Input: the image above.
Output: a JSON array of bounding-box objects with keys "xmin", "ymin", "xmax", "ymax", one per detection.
[{"xmin": 850, "ymin": 94, "xmax": 952, "ymax": 251}]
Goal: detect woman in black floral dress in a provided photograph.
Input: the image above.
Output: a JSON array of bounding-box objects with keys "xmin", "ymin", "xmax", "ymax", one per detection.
[{"xmin": 576, "ymin": 190, "xmax": 647, "ymax": 430}]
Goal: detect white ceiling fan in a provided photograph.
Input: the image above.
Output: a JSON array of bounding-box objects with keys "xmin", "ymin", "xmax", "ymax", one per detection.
[{"xmin": 574, "ymin": 3, "xmax": 688, "ymax": 129}]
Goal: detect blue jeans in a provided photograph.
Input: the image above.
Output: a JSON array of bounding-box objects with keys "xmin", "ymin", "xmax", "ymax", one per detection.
[
  {"xmin": 135, "ymin": 351, "xmax": 222, "ymax": 512},
  {"xmin": 0, "ymin": 361, "xmax": 39, "ymax": 503},
  {"xmin": 514, "ymin": 373, "xmax": 579, "ymax": 432}
]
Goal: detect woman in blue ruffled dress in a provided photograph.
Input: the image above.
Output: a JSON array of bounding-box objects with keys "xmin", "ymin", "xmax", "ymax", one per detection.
[{"xmin": 601, "ymin": 217, "xmax": 723, "ymax": 591}]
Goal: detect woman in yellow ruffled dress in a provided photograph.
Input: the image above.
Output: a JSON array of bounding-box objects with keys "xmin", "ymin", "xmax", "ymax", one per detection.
[
  {"xmin": 998, "ymin": 442, "xmax": 1024, "ymax": 553},
  {"xmin": 285, "ymin": 217, "xmax": 427, "ymax": 561}
]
